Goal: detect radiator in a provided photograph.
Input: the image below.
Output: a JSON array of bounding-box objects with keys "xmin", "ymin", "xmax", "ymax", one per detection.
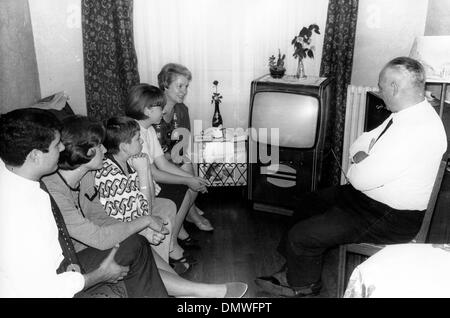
[{"xmin": 341, "ymin": 85, "xmax": 378, "ymax": 184}]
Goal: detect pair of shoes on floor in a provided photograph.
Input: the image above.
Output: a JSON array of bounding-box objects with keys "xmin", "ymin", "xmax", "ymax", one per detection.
[
  {"xmin": 224, "ymin": 282, "xmax": 248, "ymax": 298},
  {"xmin": 186, "ymin": 216, "xmax": 214, "ymax": 232},
  {"xmin": 178, "ymin": 236, "xmax": 201, "ymax": 250},
  {"xmin": 254, "ymin": 275, "xmax": 322, "ymax": 297}
]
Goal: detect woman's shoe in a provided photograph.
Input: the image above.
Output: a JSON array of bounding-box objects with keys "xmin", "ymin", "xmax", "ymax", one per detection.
[
  {"xmin": 224, "ymin": 282, "xmax": 248, "ymax": 298},
  {"xmin": 195, "ymin": 218, "xmax": 214, "ymax": 231},
  {"xmin": 170, "ymin": 260, "xmax": 190, "ymax": 275},
  {"xmin": 169, "ymin": 256, "xmax": 197, "ymax": 266},
  {"xmin": 169, "ymin": 255, "xmax": 198, "ymax": 275},
  {"xmin": 186, "ymin": 217, "xmax": 214, "ymax": 232},
  {"xmin": 186, "ymin": 214, "xmax": 214, "ymax": 232},
  {"xmin": 178, "ymin": 236, "xmax": 201, "ymax": 250}
]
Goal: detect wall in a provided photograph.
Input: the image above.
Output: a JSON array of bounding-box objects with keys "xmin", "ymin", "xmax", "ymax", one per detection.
[
  {"xmin": 424, "ymin": 0, "xmax": 450, "ymax": 102},
  {"xmin": 28, "ymin": 0, "xmax": 86, "ymax": 115},
  {"xmin": 351, "ymin": 0, "xmax": 429, "ymax": 87},
  {"xmin": 0, "ymin": 0, "xmax": 41, "ymax": 113},
  {"xmin": 425, "ymin": 0, "xmax": 450, "ymax": 35}
]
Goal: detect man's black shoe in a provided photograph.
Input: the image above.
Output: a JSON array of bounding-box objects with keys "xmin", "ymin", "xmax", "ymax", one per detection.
[{"xmin": 255, "ymin": 275, "xmax": 322, "ymax": 297}]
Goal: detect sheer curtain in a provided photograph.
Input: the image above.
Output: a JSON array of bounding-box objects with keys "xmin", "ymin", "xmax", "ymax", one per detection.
[{"xmin": 134, "ymin": 0, "xmax": 328, "ymax": 129}]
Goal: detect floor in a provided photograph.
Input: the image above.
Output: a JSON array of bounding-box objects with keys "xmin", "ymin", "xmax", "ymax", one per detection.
[{"xmin": 182, "ymin": 187, "xmax": 339, "ymax": 298}]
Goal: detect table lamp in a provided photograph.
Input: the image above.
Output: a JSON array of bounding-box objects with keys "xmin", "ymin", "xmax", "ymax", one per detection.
[{"xmin": 409, "ymin": 36, "xmax": 450, "ymax": 117}]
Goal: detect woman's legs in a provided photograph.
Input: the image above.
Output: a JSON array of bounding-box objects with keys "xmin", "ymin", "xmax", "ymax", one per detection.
[
  {"xmin": 152, "ymin": 249, "xmax": 227, "ymax": 297},
  {"xmin": 180, "ymin": 162, "xmax": 213, "ymax": 230},
  {"xmin": 170, "ymin": 191, "xmax": 192, "ymax": 257},
  {"xmin": 152, "ymin": 197, "xmax": 185, "ymax": 260}
]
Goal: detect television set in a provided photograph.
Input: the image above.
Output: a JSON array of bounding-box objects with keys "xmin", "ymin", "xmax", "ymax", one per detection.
[{"xmin": 247, "ymin": 74, "xmax": 333, "ymax": 215}]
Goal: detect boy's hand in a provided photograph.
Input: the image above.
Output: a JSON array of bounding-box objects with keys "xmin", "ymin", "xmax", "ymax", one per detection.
[
  {"xmin": 140, "ymin": 228, "xmax": 165, "ymax": 245},
  {"xmin": 145, "ymin": 215, "xmax": 169, "ymax": 235},
  {"xmin": 129, "ymin": 153, "xmax": 150, "ymax": 173}
]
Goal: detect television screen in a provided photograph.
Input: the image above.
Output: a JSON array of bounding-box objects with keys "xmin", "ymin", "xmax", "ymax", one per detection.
[{"xmin": 250, "ymin": 91, "xmax": 319, "ymax": 148}]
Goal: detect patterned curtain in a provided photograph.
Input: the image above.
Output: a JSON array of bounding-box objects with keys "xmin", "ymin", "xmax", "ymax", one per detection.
[
  {"xmin": 320, "ymin": 0, "xmax": 359, "ymax": 187},
  {"xmin": 82, "ymin": 0, "xmax": 140, "ymax": 121}
]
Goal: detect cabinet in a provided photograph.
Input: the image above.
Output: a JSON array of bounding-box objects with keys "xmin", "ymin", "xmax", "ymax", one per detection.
[{"xmin": 194, "ymin": 133, "xmax": 247, "ymax": 187}]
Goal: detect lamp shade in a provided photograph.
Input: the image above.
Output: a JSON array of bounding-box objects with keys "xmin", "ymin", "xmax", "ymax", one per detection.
[{"xmin": 409, "ymin": 36, "xmax": 450, "ymax": 83}]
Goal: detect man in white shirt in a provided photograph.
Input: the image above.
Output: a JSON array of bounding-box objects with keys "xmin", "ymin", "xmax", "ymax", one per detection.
[
  {"xmin": 0, "ymin": 109, "xmax": 128, "ymax": 297},
  {"xmin": 256, "ymin": 57, "xmax": 447, "ymax": 297}
]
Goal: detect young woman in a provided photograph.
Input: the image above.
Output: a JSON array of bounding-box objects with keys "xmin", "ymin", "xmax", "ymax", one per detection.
[
  {"xmin": 125, "ymin": 84, "xmax": 209, "ymax": 270},
  {"xmin": 94, "ymin": 116, "xmax": 247, "ymax": 297},
  {"xmin": 157, "ymin": 63, "xmax": 214, "ymax": 232}
]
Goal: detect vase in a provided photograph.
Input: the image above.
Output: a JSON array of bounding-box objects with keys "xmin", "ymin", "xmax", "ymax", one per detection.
[
  {"xmin": 296, "ymin": 59, "xmax": 306, "ymax": 79},
  {"xmin": 212, "ymin": 100, "xmax": 223, "ymax": 127}
]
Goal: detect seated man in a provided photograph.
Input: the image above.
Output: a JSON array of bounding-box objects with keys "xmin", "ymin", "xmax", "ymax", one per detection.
[
  {"xmin": 255, "ymin": 57, "xmax": 448, "ymax": 297},
  {"xmin": 0, "ymin": 108, "xmax": 152, "ymax": 297}
]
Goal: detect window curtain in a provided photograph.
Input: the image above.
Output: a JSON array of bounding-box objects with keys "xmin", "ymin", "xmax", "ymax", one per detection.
[
  {"xmin": 82, "ymin": 0, "xmax": 140, "ymax": 121},
  {"xmin": 133, "ymin": 0, "xmax": 329, "ymax": 130},
  {"xmin": 319, "ymin": 0, "xmax": 359, "ymax": 187}
]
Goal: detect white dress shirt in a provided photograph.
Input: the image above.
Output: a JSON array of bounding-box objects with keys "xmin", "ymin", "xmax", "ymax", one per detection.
[
  {"xmin": 139, "ymin": 125, "xmax": 164, "ymax": 164},
  {"xmin": 139, "ymin": 124, "xmax": 164, "ymax": 195},
  {"xmin": 347, "ymin": 99, "xmax": 447, "ymax": 211},
  {"xmin": 0, "ymin": 164, "xmax": 84, "ymax": 297}
]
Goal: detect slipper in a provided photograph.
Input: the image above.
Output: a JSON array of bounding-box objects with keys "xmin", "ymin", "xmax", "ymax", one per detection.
[
  {"xmin": 178, "ymin": 236, "xmax": 201, "ymax": 250},
  {"xmin": 224, "ymin": 282, "xmax": 248, "ymax": 298}
]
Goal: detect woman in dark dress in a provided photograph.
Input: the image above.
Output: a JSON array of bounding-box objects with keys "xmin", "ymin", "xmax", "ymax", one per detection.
[{"xmin": 156, "ymin": 63, "xmax": 214, "ymax": 232}]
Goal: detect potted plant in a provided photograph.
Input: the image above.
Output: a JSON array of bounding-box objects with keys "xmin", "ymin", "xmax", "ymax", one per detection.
[
  {"xmin": 269, "ymin": 49, "xmax": 286, "ymax": 79},
  {"xmin": 292, "ymin": 24, "xmax": 320, "ymax": 78}
]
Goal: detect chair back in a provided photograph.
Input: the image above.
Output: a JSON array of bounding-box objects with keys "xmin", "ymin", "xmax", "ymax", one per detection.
[{"xmin": 412, "ymin": 154, "xmax": 448, "ymax": 243}]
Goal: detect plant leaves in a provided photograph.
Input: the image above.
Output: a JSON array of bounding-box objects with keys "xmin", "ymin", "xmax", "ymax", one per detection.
[{"xmin": 299, "ymin": 27, "xmax": 308, "ymax": 37}]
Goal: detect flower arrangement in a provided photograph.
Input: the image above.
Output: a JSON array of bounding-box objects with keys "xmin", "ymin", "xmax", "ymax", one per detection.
[
  {"xmin": 211, "ymin": 80, "xmax": 223, "ymax": 105},
  {"xmin": 292, "ymin": 24, "xmax": 320, "ymax": 61},
  {"xmin": 268, "ymin": 49, "xmax": 286, "ymax": 78},
  {"xmin": 269, "ymin": 49, "xmax": 286, "ymax": 71}
]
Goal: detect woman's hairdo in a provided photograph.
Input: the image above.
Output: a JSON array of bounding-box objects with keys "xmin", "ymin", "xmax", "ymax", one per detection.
[
  {"xmin": 125, "ymin": 84, "xmax": 166, "ymax": 120},
  {"xmin": 157, "ymin": 63, "xmax": 192, "ymax": 90},
  {"xmin": 58, "ymin": 115, "xmax": 105, "ymax": 170}
]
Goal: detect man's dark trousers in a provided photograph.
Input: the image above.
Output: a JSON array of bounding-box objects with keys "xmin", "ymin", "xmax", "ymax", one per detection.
[
  {"xmin": 77, "ymin": 234, "xmax": 168, "ymax": 297},
  {"xmin": 280, "ymin": 184, "xmax": 424, "ymax": 287}
]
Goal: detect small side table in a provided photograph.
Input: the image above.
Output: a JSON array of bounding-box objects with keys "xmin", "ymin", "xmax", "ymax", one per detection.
[{"xmin": 194, "ymin": 132, "xmax": 247, "ymax": 187}]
